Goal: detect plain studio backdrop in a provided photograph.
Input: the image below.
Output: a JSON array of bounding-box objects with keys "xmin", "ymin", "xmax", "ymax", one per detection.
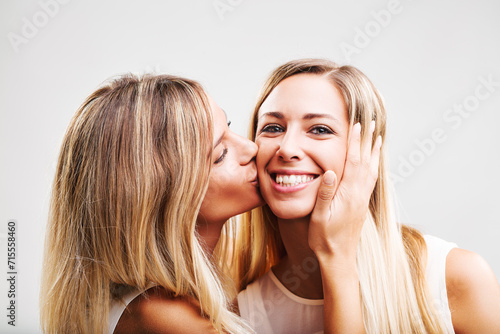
[{"xmin": 1, "ymin": 0, "xmax": 499, "ymax": 332}]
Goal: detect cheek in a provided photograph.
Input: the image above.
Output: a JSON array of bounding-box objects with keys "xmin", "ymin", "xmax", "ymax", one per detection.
[
  {"xmin": 314, "ymin": 144, "xmax": 347, "ymax": 177},
  {"xmin": 256, "ymin": 152, "xmax": 267, "ymax": 172},
  {"xmin": 207, "ymin": 167, "xmax": 236, "ymax": 198},
  {"xmin": 256, "ymin": 139, "xmax": 276, "ymax": 170},
  {"xmin": 202, "ymin": 176, "xmax": 220, "ymax": 206}
]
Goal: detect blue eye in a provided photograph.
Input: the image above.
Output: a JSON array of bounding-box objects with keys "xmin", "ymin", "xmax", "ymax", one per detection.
[
  {"xmin": 261, "ymin": 124, "xmax": 284, "ymax": 133},
  {"xmin": 214, "ymin": 148, "xmax": 228, "ymax": 164},
  {"xmin": 310, "ymin": 126, "xmax": 334, "ymax": 135}
]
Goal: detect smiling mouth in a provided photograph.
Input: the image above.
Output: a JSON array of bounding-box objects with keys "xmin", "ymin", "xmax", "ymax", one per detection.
[{"xmin": 270, "ymin": 173, "xmax": 319, "ymax": 187}]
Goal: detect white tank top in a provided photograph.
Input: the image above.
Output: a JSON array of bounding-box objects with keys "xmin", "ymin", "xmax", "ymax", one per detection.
[
  {"xmin": 237, "ymin": 235, "xmax": 457, "ymax": 334},
  {"xmin": 108, "ymin": 287, "xmax": 145, "ymax": 334}
]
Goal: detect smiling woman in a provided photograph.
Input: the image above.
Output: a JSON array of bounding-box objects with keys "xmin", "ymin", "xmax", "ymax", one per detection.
[
  {"xmin": 233, "ymin": 59, "xmax": 500, "ymax": 334},
  {"xmin": 255, "ymin": 73, "xmax": 349, "ymax": 220}
]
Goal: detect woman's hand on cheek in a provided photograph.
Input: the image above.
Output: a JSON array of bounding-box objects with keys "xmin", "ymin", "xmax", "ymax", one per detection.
[{"xmin": 308, "ymin": 121, "xmax": 382, "ymax": 262}]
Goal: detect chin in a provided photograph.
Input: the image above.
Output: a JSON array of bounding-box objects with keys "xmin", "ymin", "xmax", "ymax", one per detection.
[{"xmin": 266, "ymin": 202, "xmax": 314, "ymax": 220}]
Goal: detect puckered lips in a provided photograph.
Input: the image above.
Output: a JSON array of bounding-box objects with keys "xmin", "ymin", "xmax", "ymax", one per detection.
[
  {"xmin": 247, "ymin": 163, "xmax": 259, "ymax": 187},
  {"xmin": 250, "ymin": 174, "xmax": 259, "ymax": 187},
  {"xmin": 268, "ymin": 169, "xmax": 320, "ymax": 193}
]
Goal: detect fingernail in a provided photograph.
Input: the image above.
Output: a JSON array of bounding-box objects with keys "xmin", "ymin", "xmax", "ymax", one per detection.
[
  {"xmin": 323, "ymin": 171, "xmax": 335, "ymax": 185},
  {"xmin": 370, "ymin": 120, "xmax": 376, "ymax": 133},
  {"xmin": 354, "ymin": 122, "xmax": 361, "ymax": 133},
  {"xmin": 376, "ymin": 135, "xmax": 382, "ymax": 148}
]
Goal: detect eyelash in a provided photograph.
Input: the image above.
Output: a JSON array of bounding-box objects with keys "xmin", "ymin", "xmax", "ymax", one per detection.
[
  {"xmin": 260, "ymin": 124, "xmax": 334, "ymax": 135},
  {"xmin": 260, "ymin": 124, "xmax": 284, "ymax": 133},
  {"xmin": 214, "ymin": 148, "xmax": 228, "ymax": 164},
  {"xmin": 309, "ymin": 125, "xmax": 334, "ymax": 135}
]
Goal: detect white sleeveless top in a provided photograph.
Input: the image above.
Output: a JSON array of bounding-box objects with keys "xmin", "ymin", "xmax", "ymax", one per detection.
[
  {"xmin": 237, "ymin": 235, "xmax": 457, "ymax": 334},
  {"xmin": 108, "ymin": 287, "xmax": 145, "ymax": 334}
]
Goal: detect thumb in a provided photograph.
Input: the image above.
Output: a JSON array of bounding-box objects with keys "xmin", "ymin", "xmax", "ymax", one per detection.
[{"xmin": 311, "ymin": 170, "xmax": 337, "ymax": 222}]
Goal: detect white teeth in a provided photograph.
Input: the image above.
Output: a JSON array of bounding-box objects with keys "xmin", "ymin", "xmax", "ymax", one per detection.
[{"xmin": 274, "ymin": 174, "xmax": 315, "ymax": 186}]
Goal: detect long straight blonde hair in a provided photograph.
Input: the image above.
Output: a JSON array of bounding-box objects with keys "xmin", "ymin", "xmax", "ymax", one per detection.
[
  {"xmin": 40, "ymin": 74, "xmax": 252, "ymax": 333},
  {"xmin": 232, "ymin": 59, "xmax": 449, "ymax": 333}
]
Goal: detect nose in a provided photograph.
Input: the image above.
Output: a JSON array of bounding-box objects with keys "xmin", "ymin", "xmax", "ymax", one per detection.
[
  {"xmin": 235, "ymin": 134, "xmax": 258, "ymax": 165},
  {"xmin": 277, "ymin": 131, "xmax": 303, "ymax": 161}
]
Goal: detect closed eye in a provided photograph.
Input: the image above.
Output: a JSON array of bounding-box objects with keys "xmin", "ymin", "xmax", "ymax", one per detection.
[{"xmin": 214, "ymin": 148, "xmax": 228, "ymax": 164}]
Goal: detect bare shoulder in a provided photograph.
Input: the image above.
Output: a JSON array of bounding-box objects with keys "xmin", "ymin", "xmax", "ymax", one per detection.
[
  {"xmin": 114, "ymin": 287, "xmax": 219, "ymax": 334},
  {"xmin": 446, "ymin": 248, "xmax": 500, "ymax": 334}
]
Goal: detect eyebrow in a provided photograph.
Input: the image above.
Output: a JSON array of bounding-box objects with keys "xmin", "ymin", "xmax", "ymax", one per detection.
[
  {"xmin": 258, "ymin": 111, "xmax": 284, "ymax": 120},
  {"xmin": 208, "ymin": 132, "xmax": 224, "ymax": 159},
  {"xmin": 303, "ymin": 113, "xmax": 339, "ymax": 122},
  {"xmin": 259, "ymin": 111, "xmax": 340, "ymax": 123},
  {"xmin": 213, "ymin": 133, "xmax": 224, "ymax": 149}
]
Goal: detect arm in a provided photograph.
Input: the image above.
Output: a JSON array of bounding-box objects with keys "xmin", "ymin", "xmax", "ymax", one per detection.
[
  {"xmin": 309, "ymin": 122, "xmax": 381, "ymax": 333},
  {"xmin": 115, "ymin": 287, "xmax": 220, "ymax": 334},
  {"xmin": 446, "ymin": 248, "xmax": 500, "ymax": 334},
  {"xmin": 316, "ymin": 248, "xmax": 365, "ymax": 334}
]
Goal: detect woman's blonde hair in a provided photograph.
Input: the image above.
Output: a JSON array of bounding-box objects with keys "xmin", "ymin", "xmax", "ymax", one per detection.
[
  {"xmin": 40, "ymin": 74, "xmax": 252, "ymax": 333},
  {"xmin": 232, "ymin": 59, "xmax": 449, "ymax": 333}
]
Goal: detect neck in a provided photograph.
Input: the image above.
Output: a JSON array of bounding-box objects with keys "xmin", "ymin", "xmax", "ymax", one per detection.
[
  {"xmin": 196, "ymin": 219, "xmax": 225, "ymax": 256},
  {"xmin": 273, "ymin": 216, "xmax": 323, "ymax": 299}
]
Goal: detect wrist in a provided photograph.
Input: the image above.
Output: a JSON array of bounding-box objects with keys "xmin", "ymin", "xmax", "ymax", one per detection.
[
  {"xmin": 311, "ymin": 240, "xmax": 358, "ymax": 263},
  {"xmin": 315, "ymin": 250, "xmax": 358, "ymax": 272}
]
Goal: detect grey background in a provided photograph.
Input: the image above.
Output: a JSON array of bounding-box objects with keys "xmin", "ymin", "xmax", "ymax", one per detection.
[{"xmin": 1, "ymin": 0, "xmax": 499, "ymax": 332}]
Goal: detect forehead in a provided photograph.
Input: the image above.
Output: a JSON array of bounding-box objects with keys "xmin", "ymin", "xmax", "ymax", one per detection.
[
  {"xmin": 206, "ymin": 94, "xmax": 227, "ymax": 140},
  {"xmin": 258, "ymin": 73, "xmax": 347, "ymax": 120}
]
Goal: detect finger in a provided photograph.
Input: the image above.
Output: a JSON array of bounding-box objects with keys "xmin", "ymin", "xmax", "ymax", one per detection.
[
  {"xmin": 343, "ymin": 123, "xmax": 361, "ymax": 182},
  {"xmin": 361, "ymin": 120, "xmax": 376, "ymax": 165},
  {"xmin": 311, "ymin": 170, "xmax": 337, "ymax": 222},
  {"xmin": 369, "ymin": 135, "xmax": 382, "ymax": 184}
]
